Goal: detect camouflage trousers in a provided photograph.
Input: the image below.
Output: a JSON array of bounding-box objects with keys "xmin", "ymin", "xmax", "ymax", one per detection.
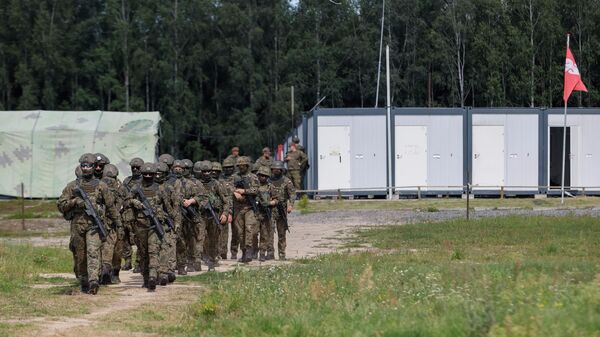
[
  {"xmin": 287, "ymin": 170, "xmax": 302, "ymax": 190},
  {"xmin": 71, "ymin": 221, "xmax": 102, "ymax": 283},
  {"xmin": 176, "ymin": 220, "xmax": 190, "ymax": 269},
  {"xmin": 234, "ymin": 208, "xmax": 258, "ymax": 251},
  {"xmin": 203, "ymin": 216, "xmax": 221, "ymax": 264},
  {"xmin": 101, "ymin": 226, "xmax": 125, "ymax": 270},
  {"xmin": 159, "ymin": 229, "xmax": 176, "ymax": 277},
  {"xmin": 230, "ymin": 219, "xmax": 240, "ymax": 258},
  {"xmin": 134, "ymin": 221, "xmax": 161, "ymax": 281},
  {"xmin": 122, "ymin": 221, "xmax": 136, "ymax": 265},
  {"xmin": 177, "ymin": 218, "xmax": 206, "ymax": 269},
  {"xmin": 218, "ymin": 222, "xmax": 229, "ymax": 258},
  {"xmin": 259, "ymin": 215, "xmax": 275, "ymax": 255},
  {"xmin": 275, "ymin": 216, "xmax": 288, "ymax": 258}
]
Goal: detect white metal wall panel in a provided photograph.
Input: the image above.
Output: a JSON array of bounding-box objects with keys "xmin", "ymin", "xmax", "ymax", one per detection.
[
  {"xmin": 317, "ymin": 125, "xmax": 351, "ymax": 190},
  {"xmin": 472, "ymin": 125, "xmax": 505, "ymax": 189},
  {"xmin": 351, "ymin": 116, "xmax": 386, "ymax": 190},
  {"xmin": 395, "ymin": 125, "xmax": 428, "ymax": 190},
  {"xmin": 427, "ymin": 116, "xmax": 463, "ymax": 190},
  {"xmin": 306, "ymin": 116, "xmax": 315, "ymax": 190}
]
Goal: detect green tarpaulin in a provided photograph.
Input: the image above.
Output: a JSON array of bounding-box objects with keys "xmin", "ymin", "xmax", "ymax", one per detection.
[{"xmin": 0, "ymin": 110, "xmax": 160, "ymax": 198}]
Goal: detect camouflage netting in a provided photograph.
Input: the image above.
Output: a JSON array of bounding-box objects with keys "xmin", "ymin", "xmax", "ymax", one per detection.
[{"xmin": 0, "ymin": 110, "xmax": 160, "ymax": 198}]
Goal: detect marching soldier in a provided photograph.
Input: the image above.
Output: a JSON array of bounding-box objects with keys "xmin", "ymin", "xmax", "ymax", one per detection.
[
  {"xmin": 93, "ymin": 153, "xmax": 110, "ymax": 179},
  {"xmin": 270, "ymin": 160, "xmax": 295, "ymax": 260},
  {"xmin": 256, "ymin": 166, "xmax": 278, "ymax": 262},
  {"xmin": 192, "ymin": 161, "xmax": 231, "ymax": 270},
  {"xmin": 156, "ymin": 162, "xmax": 180, "ymax": 285},
  {"xmin": 123, "ymin": 163, "xmax": 170, "ymax": 291},
  {"xmin": 232, "ymin": 156, "xmax": 259, "ymax": 263},
  {"xmin": 221, "ymin": 158, "xmax": 237, "ymax": 259},
  {"xmin": 285, "ymin": 142, "xmax": 307, "ymax": 190},
  {"xmin": 120, "ymin": 157, "xmax": 144, "ymax": 272},
  {"xmin": 57, "ymin": 153, "xmax": 121, "ymax": 294},
  {"xmin": 100, "ymin": 164, "xmax": 125, "ymax": 284}
]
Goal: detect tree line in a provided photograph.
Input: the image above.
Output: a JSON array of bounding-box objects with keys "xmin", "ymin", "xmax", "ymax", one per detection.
[{"xmin": 0, "ymin": 0, "xmax": 597, "ymax": 160}]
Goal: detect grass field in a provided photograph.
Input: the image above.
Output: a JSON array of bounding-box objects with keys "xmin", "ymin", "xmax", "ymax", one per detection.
[
  {"xmin": 173, "ymin": 215, "xmax": 600, "ymax": 337},
  {"xmin": 2, "ymin": 214, "xmax": 600, "ymax": 336},
  {"xmin": 0, "ymin": 200, "xmax": 60, "ymax": 219}
]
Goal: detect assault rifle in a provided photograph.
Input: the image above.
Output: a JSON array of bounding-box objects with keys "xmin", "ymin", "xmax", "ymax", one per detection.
[
  {"xmin": 74, "ymin": 185, "xmax": 108, "ymax": 241},
  {"xmin": 132, "ymin": 188, "xmax": 165, "ymax": 240},
  {"xmin": 233, "ymin": 176, "xmax": 259, "ymax": 214},
  {"xmin": 276, "ymin": 202, "xmax": 290, "ymax": 233}
]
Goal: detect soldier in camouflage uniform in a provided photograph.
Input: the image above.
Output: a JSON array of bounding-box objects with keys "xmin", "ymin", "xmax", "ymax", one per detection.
[
  {"xmin": 192, "ymin": 161, "xmax": 231, "ymax": 270},
  {"xmin": 285, "ymin": 143, "xmax": 308, "ymax": 190},
  {"xmin": 173, "ymin": 160, "xmax": 206, "ymax": 273},
  {"xmin": 57, "ymin": 153, "xmax": 121, "ymax": 294},
  {"xmin": 256, "ymin": 166, "xmax": 278, "ymax": 262},
  {"xmin": 232, "ymin": 156, "xmax": 260, "ymax": 263},
  {"xmin": 94, "ymin": 153, "xmax": 110, "ymax": 179},
  {"xmin": 99, "ymin": 164, "xmax": 125, "ymax": 284},
  {"xmin": 224, "ymin": 146, "xmax": 240, "ymax": 169},
  {"xmin": 155, "ymin": 162, "xmax": 180, "ymax": 285},
  {"xmin": 211, "ymin": 161, "xmax": 222, "ymax": 180},
  {"xmin": 221, "ymin": 158, "xmax": 237, "ymax": 259},
  {"xmin": 158, "ymin": 153, "xmax": 177, "ymax": 185},
  {"xmin": 271, "ymin": 160, "xmax": 296, "ymax": 260},
  {"xmin": 182, "ymin": 159, "xmax": 194, "ymax": 180},
  {"xmin": 255, "ymin": 147, "xmax": 273, "ymax": 169},
  {"xmin": 123, "ymin": 162, "xmax": 169, "ymax": 291},
  {"xmin": 120, "ymin": 157, "xmax": 144, "ymax": 272}
]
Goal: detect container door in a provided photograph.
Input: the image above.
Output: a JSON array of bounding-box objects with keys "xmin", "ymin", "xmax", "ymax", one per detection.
[
  {"xmin": 395, "ymin": 125, "xmax": 427, "ymax": 191},
  {"xmin": 317, "ymin": 126, "xmax": 351, "ymax": 190},
  {"xmin": 472, "ymin": 125, "xmax": 504, "ymax": 189}
]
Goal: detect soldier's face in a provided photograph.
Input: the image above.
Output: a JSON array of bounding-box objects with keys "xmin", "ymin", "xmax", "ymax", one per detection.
[
  {"xmin": 263, "ymin": 150, "xmax": 270, "ymax": 158},
  {"xmin": 155, "ymin": 172, "xmax": 165, "ymax": 183},
  {"xmin": 272, "ymin": 168, "xmax": 282, "ymax": 177},
  {"xmin": 223, "ymin": 167, "xmax": 234, "ymax": 175},
  {"xmin": 142, "ymin": 172, "xmax": 154, "ymax": 182},
  {"xmin": 95, "ymin": 163, "xmax": 105, "ymax": 174},
  {"xmin": 258, "ymin": 174, "xmax": 268, "ymax": 183},
  {"xmin": 173, "ymin": 167, "xmax": 184, "ymax": 175},
  {"xmin": 232, "ymin": 149, "xmax": 239, "ymax": 156},
  {"xmin": 238, "ymin": 164, "xmax": 249, "ymax": 174},
  {"xmin": 201, "ymin": 170, "xmax": 212, "ymax": 181},
  {"xmin": 80, "ymin": 163, "xmax": 94, "ymax": 177},
  {"xmin": 211, "ymin": 170, "xmax": 220, "ymax": 178},
  {"xmin": 131, "ymin": 166, "xmax": 141, "ymax": 177}
]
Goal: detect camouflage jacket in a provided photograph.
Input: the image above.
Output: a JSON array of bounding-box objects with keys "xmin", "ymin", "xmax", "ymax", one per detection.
[
  {"xmin": 197, "ymin": 178, "xmax": 232, "ymax": 217},
  {"xmin": 101, "ymin": 176, "xmax": 125, "ymax": 227},
  {"xmin": 174, "ymin": 176, "xmax": 207, "ymax": 222},
  {"xmin": 232, "ymin": 172, "xmax": 259, "ymax": 211},
  {"xmin": 119, "ymin": 175, "xmax": 143, "ymax": 222},
  {"xmin": 57, "ymin": 177, "xmax": 121, "ymax": 229},
  {"xmin": 157, "ymin": 180, "xmax": 182, "ymax": 231},
  {"xmin": 285, "ymin": 150, "xmax": 308, "ymax": 171},
  {"xmin": 269, "ymin": 175, "xmax": 296, "ymax": 218},
  {"xmin": 256, "ymin": 181, "xmax": 278, "ymax": 220},
  {"xmin": 122, "ymin": 181, "xmax": 169, "ymax": 226},
  {"xmin": 255, "ymin": 156, "xmax": 273, "ymax": 169}
]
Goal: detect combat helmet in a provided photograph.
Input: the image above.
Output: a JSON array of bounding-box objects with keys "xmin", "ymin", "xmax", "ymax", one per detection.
[
  {"xmin": 79, "ymin": 153, "xmax": 95, "ymax": 164},
  {"xmin": 222, "ymin": 157, "xmax": 235, "ymax": 168},
  {"xmin": 158, "ymin": 154, "xmax": 175, "ymax": 166},
  {"xmin": 94, "ymin": 153, "xmax": 110, "ymax": 165},
  {"xmin": 140, "ymin": 163, "xmax": 157, "ymax": 174},
  {"xmin": 156, "ymin": 162, "xmax": 169, "ymax": 173},
  {"xmin": 271, "ymin": 161, "xmax": 285, "ymax": 170},
  {"xmin": 129, "ymin": 157, "xmax": 144, "ymax": 167},
  {"xmin": 237, "ymin": 156, "xmax": 251, "ymax": 166},
  {"xmin": 104, "ymin": 164, "xmax": 119, "ymax": 178},
  {"xmin": 211, "ymin": 162, "xmax": 222, "ymax": 172},
  {"xmin": 257, "ymin": 166, "xmax": 271, "ymax": 177}
]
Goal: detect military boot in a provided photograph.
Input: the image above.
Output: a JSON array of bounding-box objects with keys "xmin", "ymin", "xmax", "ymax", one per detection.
[
  {"xmin": 122, "ymin": 259, "xmax": 132, "ymax": 271},
  {"xmin": 177, "ymin": 265, "xmax": 187, "ymax": 275},
  {"xmin": 168, "ymin": 273, "xmax": 176, "ymax": 283},
  {"xmin": 194, "ymin": 262, "xmax": 202, "ymax": 272},
  {"xmin": 100, "ymin": 264, "xmax": 112, "ymax": 285},
  {"xmin": 243, "ymin": 248, "xmax": 253, "ymax": 263},
  {"xmin": 220, "ymin": 253, "xmax": 227, "ymax": 260},
  {"xmin": 133, "ymin": 263, "xmax": 141, "ymax": 273},
  {"xmin": 80, "ymin": 277, "xmax": 90, "ymax": 293},
  {"xmin": 230, "ymin": 250, "xmax": 238, "ymax": 260},
  {"xmin": 279, "ymin": 253, "xmax": 286, "ymax": 261},
  {"xmin": 251, "ymin": 250, "xmax": 258, "ymax": 260},
  {"xmin": 207, "ymin": 261, "xmax": 215, "ymax": 272},
  {"xmin": 148, "ymin": 277, "xmax": 157, "ymax": 291},
  {"xmin": 237, "ymin": 250, "xmax": 247, "ymax": 263},
  {"xmin": 88, "ymin": 281, "xmax": 99, "ymax": 295},
  {"xmin": 111, "ymin": 269, "xmax": 121, "ymax": 284},
  {"xmin": 266, "ymin": 251, "xmax": 275, "ymax": 260},
  {"xmin": 259, "ymin": 251, "xmax": 266, "ymax": 262},
  {"xmin": 187, "ymin": 265, "xmax": 196, "ymax": 272},
  {"xmin": 159, "ymin": 274, "xmax": 168, "ymax": 286},
  {"xmin": 142, "ymin": 277, "xmax": 148, "ymax": 288}
]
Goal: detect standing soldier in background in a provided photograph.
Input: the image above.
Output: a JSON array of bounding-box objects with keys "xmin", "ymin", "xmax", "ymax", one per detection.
[
  {"xmin": 255, "ymin": 147, "xmax": 273, "ymax": 169},
  {"xmin": 271, "ymin": 160, "xmax": 295, "ymax": 260},
  {"xmin": 221, "ymin": 158, "xmax": 237, "ymax": 259},
  {"xmin": 155, "ymin": 162, "xmax": 180, "ymax": 285},
  {"xmin": 225, "ymin": 146, "xmax": 241, "ymax": 169},
  {"xmin": 285, "ymin": 142, "xmax": 307, "ymax": 190},
  {"xmin": 193, "ymin": 161, "xmax": 231, "ymax": 270},
  {"xmin": 124, "ymin": 163, "xmax": 169, "ymax": 291},
  {"xmin": 293, "ymin": 136, "xmax": 310, "ymax": 188},
  {"xmin": 100, "ymin": 164, "xmax": 125, "ymax": 284},
  {"xmin": 94, "ymin": 153, "xmax": 110, "ymax": 179},
  {"xmin": 232, "ymin": 156, "xmax": 259, "ymax": 263},
  {"xmin": 256, "ymin": 166, "xmax": 278, "ymax": 262},
  {"xmin": 120, "ymin": 157, "xmax": 144, "ymax": 272},
  {"xmin": 57, "ymin": 153, "xmax": 121, "ymax": 294}
]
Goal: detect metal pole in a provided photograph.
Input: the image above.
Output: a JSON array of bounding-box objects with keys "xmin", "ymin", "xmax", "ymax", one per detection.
[
  {"xmin": 561, "ymin": 35, "xmax": 570, "ymax": 204},
  {"xmin": 386, "ymin": 45, "xmax": 392, "ymax": 200},
  {"xmin": 375, "ymin": 0, "xmax": 385, "ymax": 107},
  {"xmin": 21, "ymin": 182, "xmax": 25, "ymax": 230},
  {"xmin": 291, "ymin": 85, "xmax": 295, "ymax": 132}
]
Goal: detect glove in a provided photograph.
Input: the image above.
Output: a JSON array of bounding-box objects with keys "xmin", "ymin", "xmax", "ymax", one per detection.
[
  {"xmin": 131, "ymin": 199, "xmax": 144, "ymax": 210},
  {"xmin": 70, "ymin": 197, "xmax": 85, "ymax": 208}
]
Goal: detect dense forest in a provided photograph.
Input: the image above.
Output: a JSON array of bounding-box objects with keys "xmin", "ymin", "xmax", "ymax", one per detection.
[{"xmin": 0, "ymin": 0, "xmax": 597, "ymax": 160}]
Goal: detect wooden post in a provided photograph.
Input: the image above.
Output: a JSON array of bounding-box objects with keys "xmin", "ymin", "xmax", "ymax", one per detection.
[
  {"xmin": 21, "ymin": 183, "xmax": 25, "ymax": 231},
  {"xmin": 417, "ymin": 186, "xmax": 421, "ymax": 200},
  {"xmin": 500, "ymin": 186, "xmax": 505, "ymax": 199}
]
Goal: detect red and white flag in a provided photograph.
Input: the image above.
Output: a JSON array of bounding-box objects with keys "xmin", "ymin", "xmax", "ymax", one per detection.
[{"xmin": 563, "ymin": 47, "xmax": 588, "ymax": 102}]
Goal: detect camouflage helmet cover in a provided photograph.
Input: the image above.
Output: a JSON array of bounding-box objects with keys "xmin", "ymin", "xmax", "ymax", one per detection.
[
  {"xmin": 237, "ymin": 156, "xmax": 251, "ymax": 166},
  {"xmin": 94, "ymin": 153, "xmax": 110, "ymax": 165},
  {"xmin": 158, "ymin": 153, "xmax": 175, "ymax": 166},
  {"xmin": 257, "ymin": 166, "xmax": 271, "ymax": 177},
  {"xmin": 156, "ymin": 162, "xmax": 169, "ymax": 173},
  {"xmin": 292, "ymin": 135, "xmax": 300, "ymax": 144},
  {"xmin": 129, "ymin": 157, "xmax": 144, "ymax": 167},
  {"xmin": 182, "ymin": 159, "xmax": 193, "ymax": 169},
  {"xmin": 103, "ymin": 164, "xmax": 119, "ymax": 178},
  {"xmin": 140, "ymin": 163, "xmax": 157, "ymax": 174},
  {"xmin": 211, "ymin": 162, "xmax": 222, "ymax": 171},
  {"xmin": 271, "ymin": 160, "xmax": 285, "ymax": 170},
  {"xmin": 172, "ymin": 160, "xmax": 184, "ymax": 168},
  {"xmin": 222, "ymin": 157, "xmax": 235, "ymax": 167},
  {"xmin": 79, "ymin": 153, "xmax": 95, "ymax": 164}
]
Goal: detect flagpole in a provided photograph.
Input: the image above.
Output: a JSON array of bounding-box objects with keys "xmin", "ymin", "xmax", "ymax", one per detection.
[{"xmin": 561, "ymin": 34, "xmax": 570, "ymax": 204}]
